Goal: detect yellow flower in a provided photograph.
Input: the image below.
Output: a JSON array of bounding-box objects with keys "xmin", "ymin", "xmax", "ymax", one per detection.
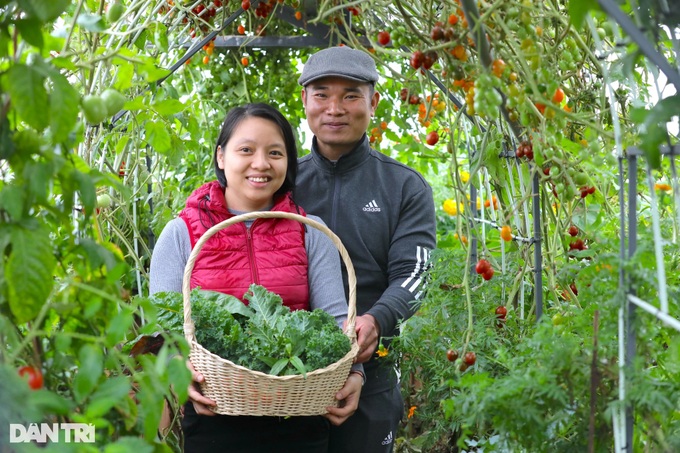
[
  {"xmin": 377, "ymin": 346, "xmax": 388, "ymax": 358},
  {"xmin": 407, "ymin": 406, "xmax": 417, "ymax": 418},
  {"xmin": 655, "ymin": 183, "xmax": 672, "ymax": 191},
  {"xmin": 443, "ymin": 199, "xmax": 457, "ymax": 216},
  {"xmin": 460, "ymin": 171, "xmax": 470, "ymax": 183}
]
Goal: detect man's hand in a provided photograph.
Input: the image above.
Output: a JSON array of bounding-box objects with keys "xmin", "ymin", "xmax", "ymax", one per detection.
[
  {"xmin": 186, "ymin": 360, "xmax": 217, "ymax": 416},
  {"xmin": 324, "ymin": 372, "xmax": 363, "ymax": 426},
  {"xmin": 354, "ymin": 314, "xmax": 380, "ymax": 363}
]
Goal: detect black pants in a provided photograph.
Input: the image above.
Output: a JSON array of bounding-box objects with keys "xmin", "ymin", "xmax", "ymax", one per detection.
[
  {"xmin": 328, "ymin": 384, "xmax": 404, "ymax": 453},
  {"xmin": 181, "ymin": 403, "xmax": 330, "ymax": 453}
]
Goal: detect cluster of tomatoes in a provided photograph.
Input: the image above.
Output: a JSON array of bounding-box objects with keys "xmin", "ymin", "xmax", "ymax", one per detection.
[
  {"xmin": 409, "ymin": 50, "xmax": 439, "ymax": 71},
  {"xmin": 369, "ymin": 121, "xmax": 388, "ymax": 145},
  {"xmin": 475, "ymin": 258, "xmax": 494, "ymax": 281},
  {"xmin": 567, "ymin": 224, "xmax": 589, "ymax": 264},
  {"xmin": 446, "ymin": 348, "xmax": 477, "ymax": 372},
  {"xmin": 242, "ymin": 0, "xmax": 280, "ymax": 19},
  {"xmin": 515, "ymin": 140, "xmax": 534, "ymax": 160},
  {"xmin": 580, "ymin": 186, "xmax": 596, "ymax": 198},
  {"xmin": 567, "ymin": 225, "xmax": 587, "ymax": 255}
]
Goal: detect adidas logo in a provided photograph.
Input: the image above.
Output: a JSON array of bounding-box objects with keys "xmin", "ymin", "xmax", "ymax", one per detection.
[
  {"xmin": 381, "ymin": 431, "xmax": 393, "ymax": 445},
  {"xmin": 363, "ymin": 199, "xmax": 381, "ymax": 212}
]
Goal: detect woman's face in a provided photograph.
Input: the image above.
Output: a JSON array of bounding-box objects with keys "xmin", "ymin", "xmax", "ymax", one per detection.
[{"xmin": 217, "ymin": 116, "xmax": 288, "ymax": 212}]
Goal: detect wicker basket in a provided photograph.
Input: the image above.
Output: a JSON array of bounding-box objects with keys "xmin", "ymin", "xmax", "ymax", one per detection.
[{"xmin": 182, "ymin": 211, "xmax": 359, "ymax": 416}]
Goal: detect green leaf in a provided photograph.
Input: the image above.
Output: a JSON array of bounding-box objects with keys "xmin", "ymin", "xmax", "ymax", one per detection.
[
  {"xmin": 269, "ymin": 358, "xmax": 290, "ymax": 376},
  {"xmin": 73, "ymin": 344, "xmax": 104, "ymax": 402},
  {"xmin": 568, "ymin": 0, "xmax": 598, "ymax": 27},
  {"xmin": 197, "ymin": 289, "xmax": 253, "ymax": 318},
  {"xmin": 289, "ymin": 355, "xmax": 307, "ymax": 377},
  {"xmin": 0, "ymin": 117, "xmax": 14, "ymax": 160},
  {"xmin": 73, "ymin": 169, "xmax": 97, "ymax": 216},
  {"xmin": 86, "ymin": 376, "xmax": 132, "ymax": 418},
  {"xmin": 30, "ymin": 389, "xmax": 75, "ymax": 415},
  {"xmin": 6, "ymin": 224, "xmax": 55, "ymax": 323},
  {"xmin": 147, "ymin": 291, "xmax": 184, "ymax": 332},
  {"xmin": 76, "ymin": 13, "xmax": 106, "ymax": 32},
  {"xmin": 144, "ymin": 121, "xmax": 171, "ymax": 153},
  {"xmin": 5, "ymin": 64, "xmax": 49, "ymax": 131},
  {"xmin": 48, "ymin": 70, "xmax": 81, "ymax": 142},
  {"xmin": 18, "ymin": 0, "xmax": 70, "ymax": 23},
  {"xmin": 153, "ymin": 23, "xmax": 169, "ymax": 53},
  {"xmin": 138, "ymin": 60, "xmax": 170, "ymax": 84},
  {"xmin": 167, "ymin": 356, "xmax": 192, "ymax": 404},
  {"xmin": 113, "ymin": 61, "xmax": 135, "ymax": 92},
  {"xmin": 105, "ymin": 306, "xmax": 135, "ymax": 347},
  {"xmin": 0, "ymin": 186, "xmax": 25, "ymax": 220},
  {"xmin": 152, "ymin": 99, "xmax": 186, "ymax": 117},
  {"xmin": 15, "ymin": 19, "xmax": 44, "ymax": 48},
  {"xmin": 104, "ymin": 437, "xmax": 154, "ymax": 453}
]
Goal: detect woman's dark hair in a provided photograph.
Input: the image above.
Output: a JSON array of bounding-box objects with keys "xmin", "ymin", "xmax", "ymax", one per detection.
[{"xmin": 213, "ymin": 103, "xmax": 297, "ymax": 197}]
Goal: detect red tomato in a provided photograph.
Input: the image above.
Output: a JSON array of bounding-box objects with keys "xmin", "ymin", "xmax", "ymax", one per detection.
[
  {"xmin": 18, "ymin": 366, "xmax": 43, "ymax": 390},
  {"xmin": 426, "ymin": 131, "xmax": 439, "ymax": 146},
  {"xmin": 495, "ymin": 306, "xmax": 508, "ymax": 318},
  {"xmin": 475, "ymin": 259, "xmax": 490, "ymax": 274},
  {"xmin": 446, "ymin": 349, "xmax": 459, "ymax": 362},
  {"xmin": 377, "ymin": 31, "xmax": 390, "ymax": 46},
  {"xmin": 464, "ymin": 351, "xmax": 476, "ymax": 366}
]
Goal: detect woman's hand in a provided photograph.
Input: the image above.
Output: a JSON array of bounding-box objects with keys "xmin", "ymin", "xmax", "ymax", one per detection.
[
  {"xmin": 324, "ymin": 372, "xmax": 363, "ymax": 426},
  {"xmin": 354, "ymin": 314, "xmax": 380, "ymax": 363},
  {"xmin": 186, "ymin": 360, "xmax": 217, "ymax": 416}
]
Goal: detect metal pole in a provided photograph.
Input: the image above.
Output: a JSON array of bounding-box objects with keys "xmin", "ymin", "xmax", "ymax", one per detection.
[
  {"xmin": 532, "ymin": 171, "xmax": 542, "ymax": 321},
  {"xmin": 625, "ymin": 154, "xmax": 638, "ymax": 451}
]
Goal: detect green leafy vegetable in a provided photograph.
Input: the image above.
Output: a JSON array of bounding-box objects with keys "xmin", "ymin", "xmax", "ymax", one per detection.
[{"xmin": 148, "ymin": 285, "xmax": 351, "ymax": 377}]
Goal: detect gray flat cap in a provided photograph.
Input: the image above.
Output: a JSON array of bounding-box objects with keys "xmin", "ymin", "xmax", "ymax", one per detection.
[{"xmin": 298, "ymin": 46, "xmax": 379, "ymax": 86}]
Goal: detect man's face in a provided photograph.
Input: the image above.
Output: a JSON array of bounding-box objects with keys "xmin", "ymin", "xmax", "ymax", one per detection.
[{"xmin": 302, "ymin": 76, "xmax": 379, "ymax": 159}]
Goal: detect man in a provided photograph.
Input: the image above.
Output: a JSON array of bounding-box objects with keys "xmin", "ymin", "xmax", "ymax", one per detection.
[{"xmin": 295, "ymin": 46, "xmax": 437, "ymax": 453}]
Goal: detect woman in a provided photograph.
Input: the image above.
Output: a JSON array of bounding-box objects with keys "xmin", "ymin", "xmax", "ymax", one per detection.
[{"xmin": 149, "ymin": 103, "xmax": 363, "ymax": 452}]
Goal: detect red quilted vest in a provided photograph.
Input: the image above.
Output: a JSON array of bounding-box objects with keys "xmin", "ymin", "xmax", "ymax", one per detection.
[{"xmin": 179, "ymin": 181, "xmax": 310, "ymax": 311}]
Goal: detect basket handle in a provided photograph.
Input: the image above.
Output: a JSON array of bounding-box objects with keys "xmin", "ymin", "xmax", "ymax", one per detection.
[{"xmin": 182, "ymin": 211, "xmax": 357, "ymax": 343}]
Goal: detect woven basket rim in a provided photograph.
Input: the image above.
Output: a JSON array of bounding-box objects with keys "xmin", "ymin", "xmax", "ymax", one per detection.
[
  {"xmin": 189, "ymin": 339, "xmax": 360, "ymax": 381},
  {"xmin": 182, "ymin": 210, "xmax": 358, "ymax": 371}
]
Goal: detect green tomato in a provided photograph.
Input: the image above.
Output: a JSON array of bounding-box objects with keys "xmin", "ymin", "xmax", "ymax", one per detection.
[
  {"xmin": 96, "ymin": 193, "xmax": 113, "ymax": 208},
  {"xmin": 574, "ymin": 172, "xmax": 589, "ymax": 187},
  {"xmin": 82, "ymin": 95, "xmax": 108, "ymax": 124},
  {"xmin": 107, "ymin": 1, "xmax": 125, "ymax": 23},
  {"xmin": 100, "ymin": 88, "xmax": 126, "ymax": 116},
  {"xmin": 552, "ymin": 313, "xmax": 565, "ymax": 326}
]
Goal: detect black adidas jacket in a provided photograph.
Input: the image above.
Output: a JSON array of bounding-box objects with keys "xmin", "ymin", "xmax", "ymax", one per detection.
[{"xmin": 296, "ymin": 135, "xmax": 437, "ymax": 394}]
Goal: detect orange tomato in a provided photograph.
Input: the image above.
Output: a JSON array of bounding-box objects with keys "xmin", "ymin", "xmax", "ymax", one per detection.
[
  {"xmin": 500, "ymin": 225, "xmax": 512, "ymax": 242},
  {"xmin": 491, "ymin": 58, "xmax": 506, "ymax": 78},
  {"xmin": 552, "ymin": 87, "xmax": 565, "ymax": 104}
]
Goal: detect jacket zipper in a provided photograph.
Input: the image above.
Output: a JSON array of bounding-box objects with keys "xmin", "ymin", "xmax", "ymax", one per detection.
[
  {"xmin": 246, "ymin": 223, "xmax": 259, "ymax": 284},
  {"xmin": 330, "ymin": 161, "xmax": 340, "ymax": 231}
]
